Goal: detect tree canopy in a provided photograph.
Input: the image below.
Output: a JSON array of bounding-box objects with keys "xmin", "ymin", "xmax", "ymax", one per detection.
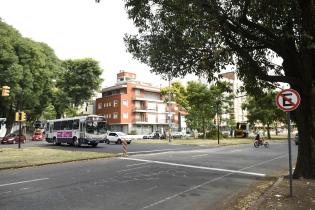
[
  {"xmin": 0, "ymin": 20, "xmax": 60, "ymax": 131},
  {"xmin": 242, "ymin": 90, "xmax": 286, "ymax": 139},
  {"xmin": 0, "ymin": 19, "xmax": 104, "ymax": 130},
  {"xmin": 52, "ymin": 59, "xmax": 103, "ymax": 118},
  {"xmin": 123, "ymin": 0, "xmax": 315, "ymax": 178},
  {"xmin": 161, "ymin": 80, "xmax": 232, "ymax": 138}
]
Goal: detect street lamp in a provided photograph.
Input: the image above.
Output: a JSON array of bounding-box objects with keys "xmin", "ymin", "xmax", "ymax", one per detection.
[{"xmin": 168, "ymin": 74, "xmax": 172, "ymax": 143}]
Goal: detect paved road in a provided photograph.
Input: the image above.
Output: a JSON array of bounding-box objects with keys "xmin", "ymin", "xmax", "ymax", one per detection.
[
  {"xmin": 0, "ymin": 139, "xmax": 202, "ymax": 155},
  {"xmin": 0, "ymin": 141, "xmax": 297, "ymax": 210}
]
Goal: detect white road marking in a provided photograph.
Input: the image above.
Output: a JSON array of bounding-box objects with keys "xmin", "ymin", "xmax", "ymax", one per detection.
[
  {"xmin": 136, "ymin": 154, "xmax": 288, "ymax": 209},
  {"xmin": 191, "ymin": 154, "xmax": 208, "ymax": 158},
  {"xmin": 144, "ymin": 185, "xmax": 158, "ymax": 192},
  {"xmin": 0, "ymin": 178, "xmax": 49, "ymax": 187},
  {"xmin": 140, "ymin": 173, "xmax": 232, "ymax": 210},
  {"xmin": 126, "ymin": 149, "xmax": 177, "ymax": 154},
  {"xmin": 120, "ymin": 158, "xmax": 266, "ymax": 177}
]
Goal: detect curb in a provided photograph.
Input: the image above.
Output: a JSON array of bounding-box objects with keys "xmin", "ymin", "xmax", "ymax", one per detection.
[{"xmin": 247, "ymin": 176, "xmax": 284, "ymax": 210}]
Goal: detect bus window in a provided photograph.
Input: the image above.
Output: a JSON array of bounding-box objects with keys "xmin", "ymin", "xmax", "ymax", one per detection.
[
  {"xmin": 54, "ymin": 121, "xmax": 61, "ymax": 131},
  {"xmin": 73, "ymin": 120, "xmax": 79, "ymax": 130},
  {"xmin": 97, "ymin": 121, "xmax": 107, "ymax": 134},
  {"xmin": 86, "ymin": 121, "xmax": 97, "ymax": 134}
]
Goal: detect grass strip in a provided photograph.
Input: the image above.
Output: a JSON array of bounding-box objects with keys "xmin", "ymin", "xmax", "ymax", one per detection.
[
  {"xmin": 134, "ymin": 136, "xmax": 287, "ymax": 146},
  {"xmin": 0, "ymin": 147, "xmax": 116, "ymax": 170}
]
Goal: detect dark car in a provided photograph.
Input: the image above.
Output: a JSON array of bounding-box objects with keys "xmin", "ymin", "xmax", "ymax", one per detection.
[
  {"xmin": 294, "ymin": 133, "xmax": 299, "ymax": 145},
  {"xmin": 1, "ymin": 133, "xmax": 26, "ymax": 144},
  {"xmin": 32, "ymin": 132, "xmax": 44, "ymax": 141}
]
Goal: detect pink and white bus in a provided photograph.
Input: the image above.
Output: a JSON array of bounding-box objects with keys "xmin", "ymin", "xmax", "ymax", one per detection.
[{"xmin": 45, "ymin": 115, "xmax": 108, "ymax": 147}]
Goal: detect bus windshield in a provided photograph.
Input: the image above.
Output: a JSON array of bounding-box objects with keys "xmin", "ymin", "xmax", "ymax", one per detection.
[{"xmin": 86, "ymin": 120, "xmax": 107, "ymax": 134}]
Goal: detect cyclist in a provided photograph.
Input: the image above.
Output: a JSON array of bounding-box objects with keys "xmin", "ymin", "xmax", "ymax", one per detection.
[{"xmin": 254, "ymin": 133, "xmax": 264, "ymax": 145}]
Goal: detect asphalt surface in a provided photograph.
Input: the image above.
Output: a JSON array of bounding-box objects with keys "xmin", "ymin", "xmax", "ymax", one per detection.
[
  {"xmin": 0, "ymin": 139, "xmax": 202, "ymax": 155},
  {"xmin": 0, "ymin": 141, "xmax": 297, "ymax": 210}
]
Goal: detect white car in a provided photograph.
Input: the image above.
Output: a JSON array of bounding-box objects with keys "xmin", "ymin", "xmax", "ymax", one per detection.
[{"xmin": 105, "ymin": 132, "xmax": 132, "ymax": 144}]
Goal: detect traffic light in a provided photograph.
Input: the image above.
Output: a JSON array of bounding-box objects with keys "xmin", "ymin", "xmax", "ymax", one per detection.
[
  {"xmin": 1, "ymin": 86, "xmax": 10, "ymax": 96},
  {"xmin": 21, "ymin": 112, "xmax": 26, "ymax": 121},
  {"xmin": 15, "ymin": 112, "xmax": 20, "ymax": 121},
  {"xmin": 15, "ymin": 112, "xmax": 27, "ymax": 121}
]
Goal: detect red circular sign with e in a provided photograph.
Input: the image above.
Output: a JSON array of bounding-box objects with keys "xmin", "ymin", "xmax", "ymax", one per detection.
[{"xmin": 275, "ymin": 89, "xmax": 301, "ymax": 112}]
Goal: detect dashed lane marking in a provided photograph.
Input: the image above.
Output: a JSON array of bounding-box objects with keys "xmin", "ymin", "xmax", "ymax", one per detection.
[{"xmin": 0, "ymin": 178, "xmax": 49, "ymax": 187}]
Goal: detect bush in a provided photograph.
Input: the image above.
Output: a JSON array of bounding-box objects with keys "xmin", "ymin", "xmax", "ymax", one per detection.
[
  {"xmin": 128, "ymin": 130, "xmax": 137, "ymax": 135},
  {"xmin": 198, "ymin": 129, "xmax": 225, "ymax": 139}
]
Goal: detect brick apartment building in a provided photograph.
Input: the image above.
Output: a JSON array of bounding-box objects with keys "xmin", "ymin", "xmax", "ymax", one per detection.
[{"xmin": 96, "ymin": 71, "xmax": 187, "ymax": 135}]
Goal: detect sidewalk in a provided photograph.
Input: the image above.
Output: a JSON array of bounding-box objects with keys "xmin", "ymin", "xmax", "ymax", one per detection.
[
  {"xmin": 227, "ymin": 176, "xmax": 315, "ymax": 210},
  {"xmin": 257, "ymin": 177, "xmax": 315, "ymax": 210}
]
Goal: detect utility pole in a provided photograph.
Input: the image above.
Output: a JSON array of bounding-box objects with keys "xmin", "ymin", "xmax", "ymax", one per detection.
[
  {"xmin": 217, "ymin": 101, "xmax": 220, "ymax": 144},
  {"xmin": 168, "ymin": 74, "xmax": 172, "ymax": 143}
]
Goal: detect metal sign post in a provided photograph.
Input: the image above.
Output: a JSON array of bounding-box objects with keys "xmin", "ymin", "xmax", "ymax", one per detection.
[
  {"xmin": 287, "ymin": 112, "xmax": 293, "ymax": 196},
  {"xmin": 275, "ymin": 88, "xmax": 301, "ymax": 197}
]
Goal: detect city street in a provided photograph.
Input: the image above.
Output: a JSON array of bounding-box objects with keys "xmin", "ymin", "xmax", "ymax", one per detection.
[
  {"xmin": 0, "ymin": 140, "xmax": 202, "ymax": 155},
  {"xmin": 0, "ymin": 141, "xmax": 297, "ymax": 210}
]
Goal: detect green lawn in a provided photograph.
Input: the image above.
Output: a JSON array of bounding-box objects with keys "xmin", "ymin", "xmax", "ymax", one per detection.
[
  {"xmin": 134, "ymin": 135, "xmax": 287, "ymax": 146},
  {"xmin": 0, "ymin": 147, "xmax": 116, "ymax": 170}
]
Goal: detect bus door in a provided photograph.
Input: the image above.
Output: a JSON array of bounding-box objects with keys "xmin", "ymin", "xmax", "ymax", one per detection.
[{"xmin": 80, "ymin": 121, "xmax": 85, "ymax": 140}]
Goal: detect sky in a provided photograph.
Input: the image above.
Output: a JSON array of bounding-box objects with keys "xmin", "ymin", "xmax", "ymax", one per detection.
[{"xmin": 0, "ymin": 0, "xmax": 198, "ymax": 89}]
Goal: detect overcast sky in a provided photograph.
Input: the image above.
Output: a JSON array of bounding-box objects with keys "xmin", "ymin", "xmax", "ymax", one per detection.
[{"xmin": 0, "ymin": 0, "xmax": 198, "ymax": 88}]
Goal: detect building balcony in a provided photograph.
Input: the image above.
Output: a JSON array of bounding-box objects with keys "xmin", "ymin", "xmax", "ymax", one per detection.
[
  {"xmin": 132, "ymin": 107, "xmax": 158, "ymax": 113},
  {"xmin": 132, "ymin": 118, "xmax": 148, "ymax": 123},
  {"xmin": 132, "ymin": 96, "xmax": 163, "ymax": 102}
]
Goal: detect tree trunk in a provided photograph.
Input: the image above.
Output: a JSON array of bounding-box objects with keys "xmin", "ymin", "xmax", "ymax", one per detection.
[
  {"xmin": 5, "ymin": 104, "xmax": 15, "ymax": 135},
  {"xmin": 293, "ymin": 86, "xmax": 315, "ymax": 178},
  {"xmin": 266, "ymin": 124, "xmax": 271, "ymax": 139},
  {"xmin": 203, "ymin": 118, "xmax": 206, "ymax": 139}
]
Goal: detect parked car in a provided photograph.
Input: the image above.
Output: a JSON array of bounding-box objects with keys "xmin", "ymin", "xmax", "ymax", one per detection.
[
  {"xmin": 1, "ymin": 133, "xmax": 26, "ymax": 144},
  {"xmin": 143, "ymin": 132, "xmax": 155, "ymax": 139},
  {"xmin": 143, "ymin": 131, "xmax": 166, "ymax": 139},
  {"xmin": 32, "ymin": 132, "xmax": 45, "ymax": 141},
  {"xmin": 106, "ymin": 132, "xmax": 132, "ymax": 144},
  {"xmin": 295, "ymin": 133, "xmax": 299, "ymax": 145},
  {"xmin": 171, "ymin": 131, "xmax": 185, "ymax": 138}
]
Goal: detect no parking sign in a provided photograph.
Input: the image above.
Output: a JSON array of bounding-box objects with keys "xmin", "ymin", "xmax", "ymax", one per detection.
[{"xmin": 275, "ymin": 88, "xmax": 301, "ymax": 112}]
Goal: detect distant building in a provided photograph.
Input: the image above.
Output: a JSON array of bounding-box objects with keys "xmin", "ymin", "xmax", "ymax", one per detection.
[
  {"xmin": 96, "ymin": 71, "xmax": 187, "ymax": 134},
  {"xmin": 219, "ymin": 71, "xmax": 248, "ymax": 123}
]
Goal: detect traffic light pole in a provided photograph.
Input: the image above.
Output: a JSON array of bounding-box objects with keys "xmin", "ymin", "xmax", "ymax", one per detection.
[{"xmin": 18, "ymin": 117, "xmax": 21, "ymax": 149}]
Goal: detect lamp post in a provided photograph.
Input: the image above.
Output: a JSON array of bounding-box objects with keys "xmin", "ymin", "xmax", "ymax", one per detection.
[
  {"xmin": 168, "ymin": 74, "xmax": 172, "ymax": 143},
  {"xmin": 216, "ymin": 101, "xmax": 220, "ymax": 144}
]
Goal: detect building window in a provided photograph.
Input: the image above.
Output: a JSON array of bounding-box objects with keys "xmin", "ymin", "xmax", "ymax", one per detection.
[
  {"xmin": 113, "ymin": 100, "xmax": 119, "ymax": 107},
  {"xmin": 98, "ymin": 103, "xmax": 102, "ymax": 109},
  {"xmin": 113, "ymin": 112, "xmax": 118, "ymax": 119},
  {"xmin": 108, "ymin": 114, "xmax": 111, "ymax": 119},
  {"xmin": 108, "ymin": 102, "xmax": 111, "ymax": 107},
  {"xmin": 104, "ymin": 103, "xmax": 107, "ymax": 108},
  {"xmin": 123, "ymin": 112, "xmax": 128, "ymax": 119},
  {"xmin": 135, "ymin": 89, "xmax": 141, "ymax": 96},
  {"xmin": 123, "ymin": 100, "xmax": 128, "ymax": 107}
]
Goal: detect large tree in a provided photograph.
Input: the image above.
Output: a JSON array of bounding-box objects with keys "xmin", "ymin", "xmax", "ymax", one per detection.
[
  {"xmin": 123, "ymin": 0, "xmax": 315, "ymax": 178},
  {"xmin": 52, "ymin": 58, "xmax": 103, "ymax": 118},
  {"xmin": 0, "ymin": 19, "xmax": 60, "ymax": 133},
  {"xmin": 242, "ymin": 90, "xmax": 286, "ymax": 139},
  {"xmin": 161, "ymin": 80, "xmax": 232, "ymax": 138}
]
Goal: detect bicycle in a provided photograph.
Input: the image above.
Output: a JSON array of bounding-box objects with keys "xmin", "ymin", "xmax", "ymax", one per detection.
[{"xmin": 253, "ymin": 138, "xmax": 270, "ymax": 148}]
